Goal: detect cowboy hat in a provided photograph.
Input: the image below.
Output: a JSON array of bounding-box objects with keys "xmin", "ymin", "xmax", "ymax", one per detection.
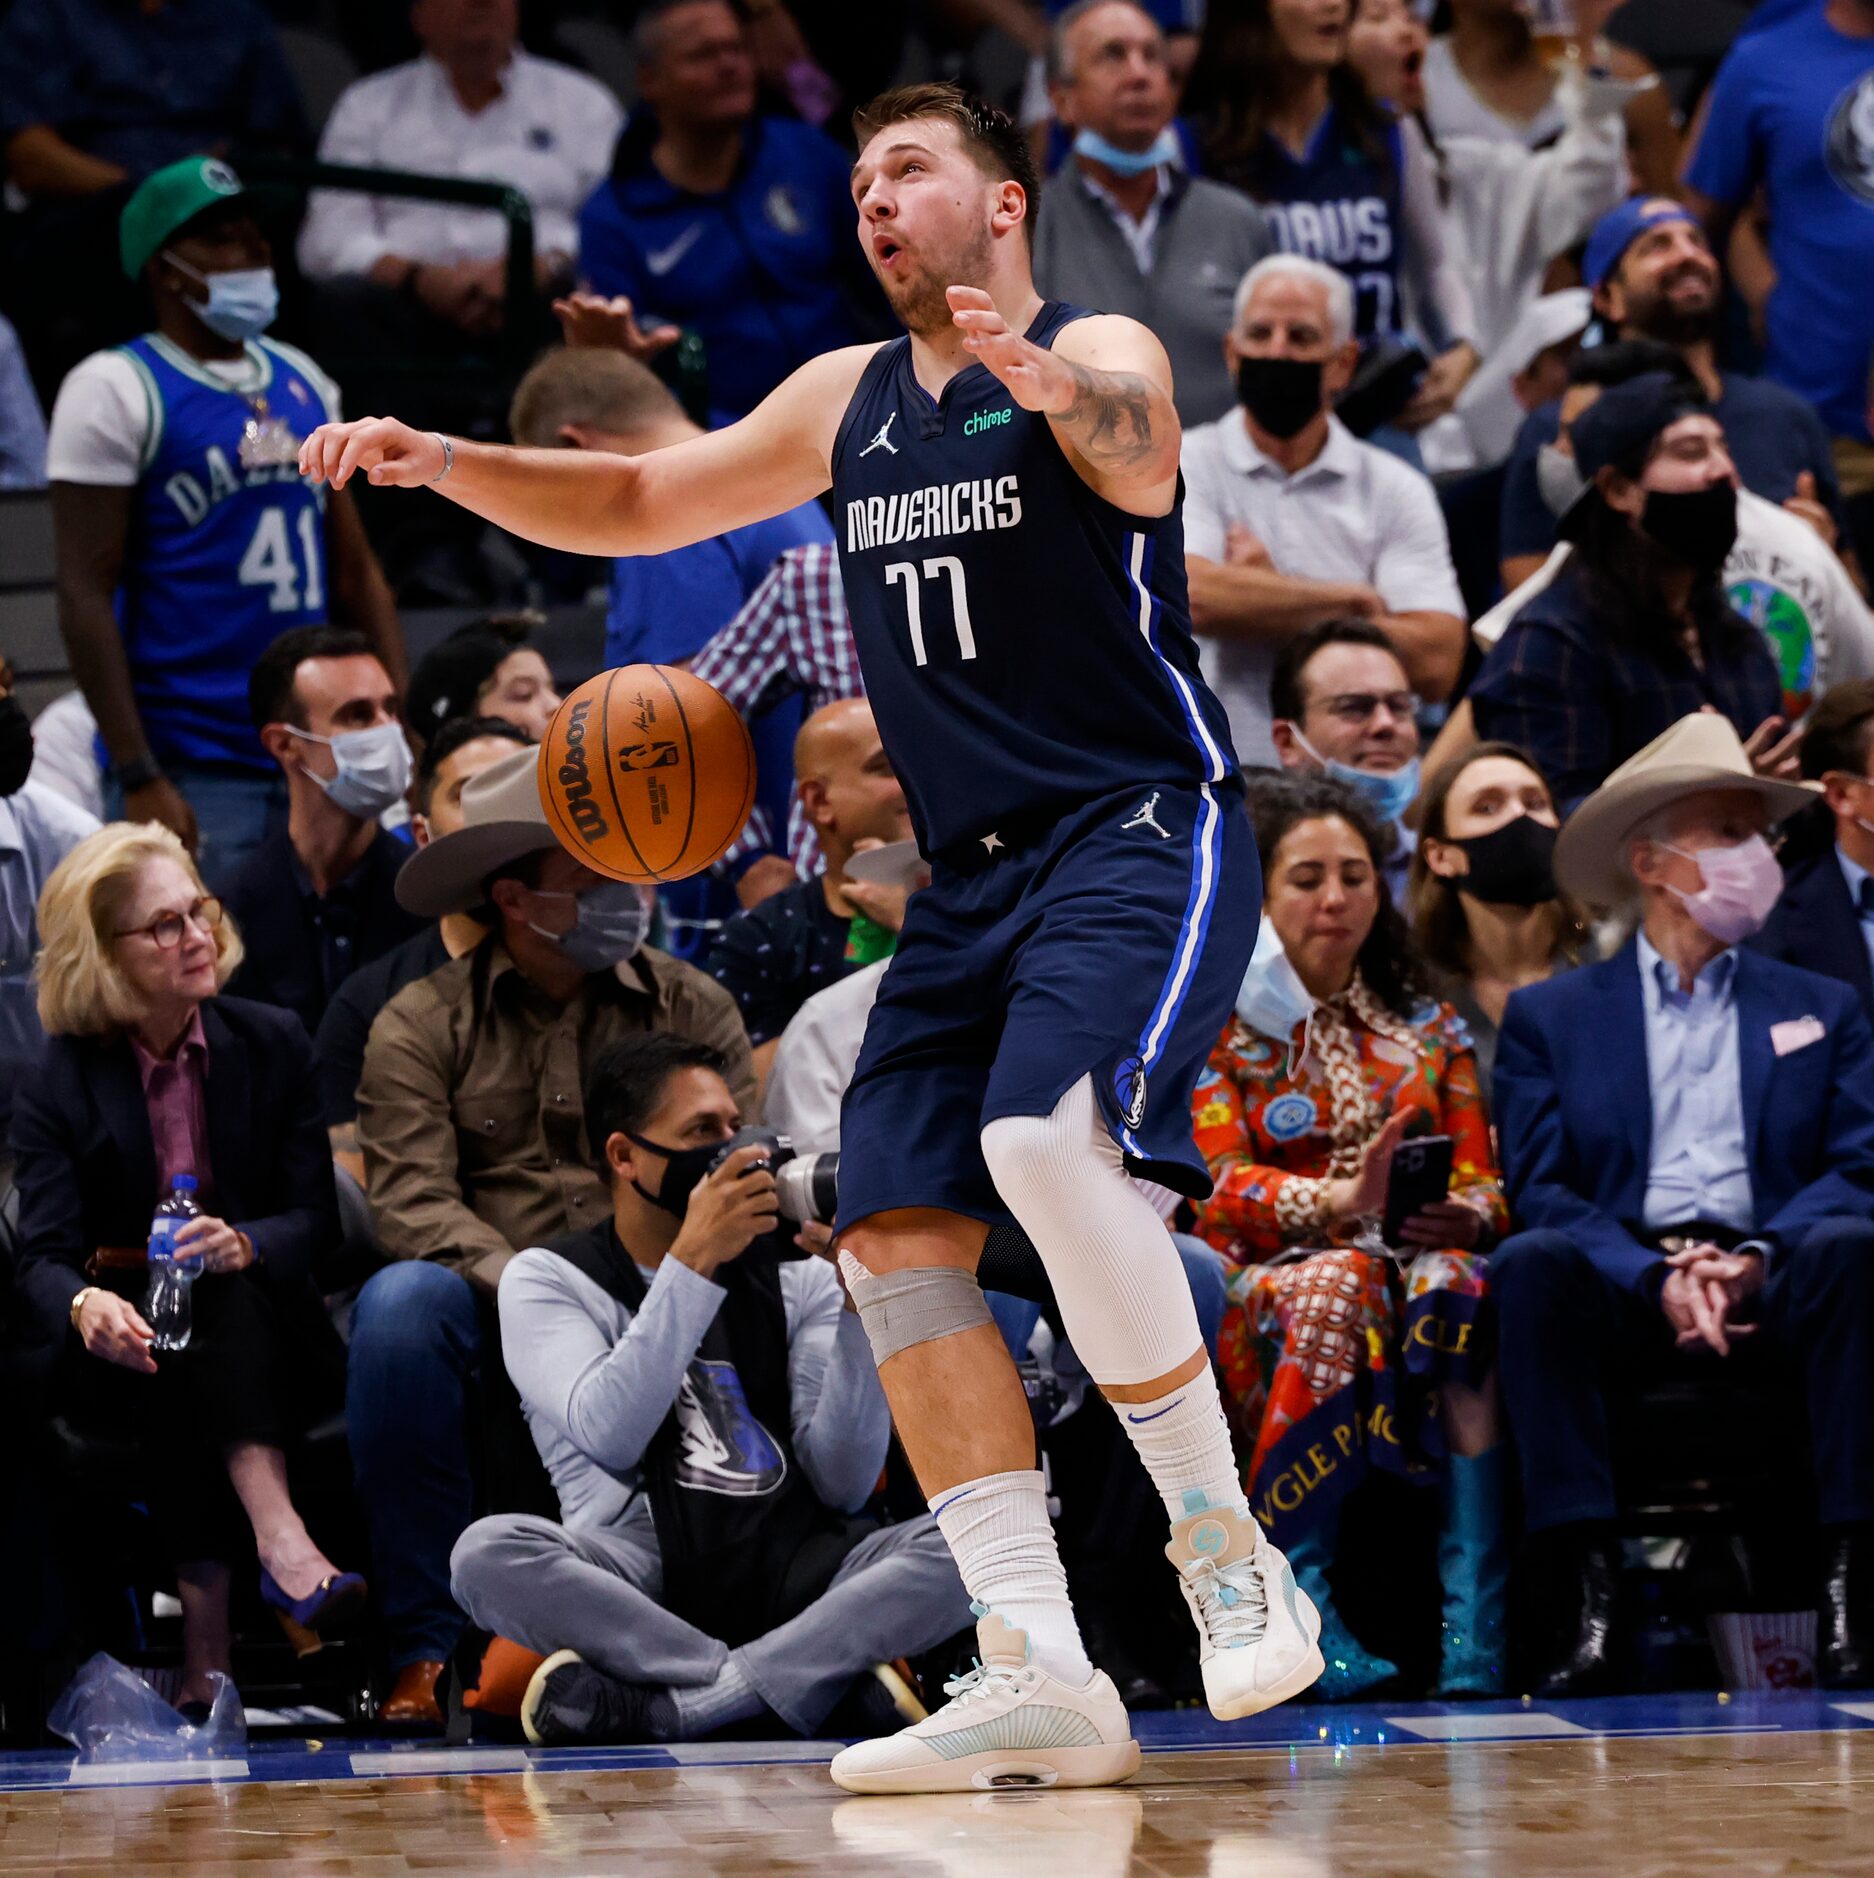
[
  {"xmin": 396, "ymin": 744, "xmax": 562, "ymax": 917},
  {"xmin": 1555, "ymin": 712, "xmax": 1818, "ymax": 908}
]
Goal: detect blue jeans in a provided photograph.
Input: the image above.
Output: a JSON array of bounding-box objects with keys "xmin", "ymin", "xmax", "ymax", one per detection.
[
  {"xmin": 988, "ymin": 1232, "xmax": 1228, "ymax": 1365},
  {"xmin": 346, "ymin": 1260, "xmax": 482, "ymax": 1668},
  {"xmin": 105, "ymin": 763, "xmax": 287, "ymax": 894}
]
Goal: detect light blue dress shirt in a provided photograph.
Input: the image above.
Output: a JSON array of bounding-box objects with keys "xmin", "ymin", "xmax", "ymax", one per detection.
[
  {"xmin": 1839, "ymin": 845, "xmax": 1874, "ymax": 990},
  {"xmin": 1637, "ymin": 930, "xmax": 1756, "ymax": 1235},
  {"xmin": 0, "ymin": 783, "xmax": 100, "ymax": 1073}
]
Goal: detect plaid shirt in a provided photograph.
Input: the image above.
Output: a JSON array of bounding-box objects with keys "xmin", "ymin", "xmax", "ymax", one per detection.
[
  {"xmin": 1468, "ymin": 559, "xmax": 1782, "ymax": 813},
  {"xmin": 691, "ymin": 543, "xmax": 863, "ymax": 871}
]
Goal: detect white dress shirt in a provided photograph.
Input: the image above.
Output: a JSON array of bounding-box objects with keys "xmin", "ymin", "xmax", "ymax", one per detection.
[
  {"xmin": 298, "ymin": 51, "xmax": 624, "ymax": 279},
  {"xmin": 1180, "ymin": 412, "xmax": 1463, "ymax": 765},
  {"xmin": 1637, "ymin": 931, "xmax": 1755, "ymax": 1235}
]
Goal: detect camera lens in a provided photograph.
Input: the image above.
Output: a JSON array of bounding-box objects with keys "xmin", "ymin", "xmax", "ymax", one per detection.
[{"xmin": 774, "ymin": 1150, "xmax": 839, "ymax": 1224}]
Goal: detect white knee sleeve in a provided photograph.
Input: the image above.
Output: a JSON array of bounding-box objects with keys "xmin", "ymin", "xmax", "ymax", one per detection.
[{"xmin": 980, "ymin": 1075, "xmax": 1201, "ymax": 1386}]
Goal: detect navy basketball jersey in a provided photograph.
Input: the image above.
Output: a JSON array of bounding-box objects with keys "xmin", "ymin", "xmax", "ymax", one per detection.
[
  {"xmin": 831, "ymin": 302, "xmax": 1237, "ymax": 856},
  {"xmin": 1253, "ymin": 110, "xmax": 1405, "ymax": 339},
  {"xmin": 117, "ymin": 334, "xmax": 338, "ymax": 769}
]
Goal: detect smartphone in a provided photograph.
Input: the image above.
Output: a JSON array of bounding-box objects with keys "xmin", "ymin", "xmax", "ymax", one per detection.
[{"xmin": 1381, "ymin": 1134, "xmax": 1454, "ymax": 1246}]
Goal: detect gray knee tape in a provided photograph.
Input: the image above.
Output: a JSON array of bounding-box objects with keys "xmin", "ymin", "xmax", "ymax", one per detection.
[{"xmin": 837, "ymin": 1252, "xmax": 994, "ymax": 1364}]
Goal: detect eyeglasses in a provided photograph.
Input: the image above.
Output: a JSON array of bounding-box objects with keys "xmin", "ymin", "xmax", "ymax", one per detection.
[
  {"xmin": 115, "ymin": 896, "xmax": 222, "ymax": 950},
  {"xmin": 1314, "ymin": 691, "xmax": 1420, "ymax": 728}
]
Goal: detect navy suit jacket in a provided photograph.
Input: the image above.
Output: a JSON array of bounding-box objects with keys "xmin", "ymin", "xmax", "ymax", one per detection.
[
  {"xmin": 7, "ymin": 996, "xmax": 338, "ymax": 1341},
  {"xmin": 1750, "ymin": 846, "xmax": 1874, "ymax": 1015},
  {"xmin": 1494, "ymin": 941, "xmax": 1874, "ymax": 1294}
]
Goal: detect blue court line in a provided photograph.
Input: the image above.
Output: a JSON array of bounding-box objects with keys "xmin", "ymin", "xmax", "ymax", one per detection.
[{"xmin": 10, "ymin": 1689, "xmax": 1874, "ymax": 1794}]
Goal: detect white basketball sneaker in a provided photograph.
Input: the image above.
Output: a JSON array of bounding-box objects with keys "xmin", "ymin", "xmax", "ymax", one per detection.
[
  {"xmin": 829, "ymin": 1609, "xmax": 1140, "ymax": 1795},
  {"xmin": 1166, "ymin": 1492, "xmax": 1324, "ymax": 1720}
]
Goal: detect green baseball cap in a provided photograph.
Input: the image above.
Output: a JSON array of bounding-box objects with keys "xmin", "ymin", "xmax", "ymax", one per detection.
[{"xmin": 120, "ymin": 156, "xmax": 250, "ymax": 281}]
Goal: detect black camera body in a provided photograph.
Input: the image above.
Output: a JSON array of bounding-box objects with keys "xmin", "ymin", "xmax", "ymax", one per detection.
[{"xmin": 705, "ymin": 1126, "xmax": 840, "ymax": 1227}]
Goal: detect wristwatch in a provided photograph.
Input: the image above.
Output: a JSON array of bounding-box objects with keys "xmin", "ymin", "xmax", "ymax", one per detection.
[
  {"xmin": 116, "ymin": 752, "xmax": 165, "ymax": 793},
  {"xmin": 69, "ymin": 1285, "xmax": 96, "ymax": 1332}
]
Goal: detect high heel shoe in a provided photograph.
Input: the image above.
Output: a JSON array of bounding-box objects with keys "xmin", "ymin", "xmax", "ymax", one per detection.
[{"xmin": 260, "ymin": 1566, "xmax": 368, "ymax": 1639}]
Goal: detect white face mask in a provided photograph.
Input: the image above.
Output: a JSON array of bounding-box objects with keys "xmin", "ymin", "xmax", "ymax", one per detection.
[
  {"xmin": 289, "ymin": 720, "xmax": 413, "ymax": 818},
  {"xmin": 1235, "ymin": 916, "xmax": 1317, "ymax": 1049}
]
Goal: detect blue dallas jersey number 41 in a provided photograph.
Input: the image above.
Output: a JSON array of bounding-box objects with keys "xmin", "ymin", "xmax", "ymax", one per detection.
[
  {"xmin": 830, "ymin": 300, "xmax": 1235, "ymax": 859},
  {"xmin": 118, "ymin": 334, "xmax": 340, "ymax": 767}
]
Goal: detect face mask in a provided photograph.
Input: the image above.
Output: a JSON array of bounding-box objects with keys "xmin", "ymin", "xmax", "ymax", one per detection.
[
  {"xmin": 1290, "ymin": 726, "xmax": 1421, "ymax": 823},
  {"xmin": 1660, "ymin": 834, "xmax": 1783, "ymax": 944},
  {"xmin": 529, "ymin": 878, "xmax": 650, "ymax": 973},
  {"xmin": 1072, "ymin": 124, "xmax": 1181, "ymax": 177},
  {"xmin": 1235, "ymin": 916, "xmax": 1315, "ymax": 1040},
  {"xmin": 1537, "ymin": 442, "xmax": 1585, "ymax": 518},
  {"xmin": 1236, "ymin": 355, "xmax": 1326, "ymax": 441},
  {"xmin": 624, "ymin": 1129, "xmax": 722, "ymax": 1216},
  {"xmin": 165, "ymin": 253, "xmax": 279, "ymax": 342},
  {"xmin": 1448, "ymin": 813, "xmax": 1557, "ymax": 907},
  {"xmin": 0, "ymin": 694, "xmax": 34, "ymax": 797},
  {"xmin": 290, "ymin": 720, "xmax": 413, "ymax": 819},
  {"xmin": 1640, "ymin": 482, "xmax": 1738, "ymax": 575}
]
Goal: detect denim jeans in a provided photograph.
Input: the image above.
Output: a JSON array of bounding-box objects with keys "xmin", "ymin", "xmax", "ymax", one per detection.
[
  {"xmin": 105, "ymin": 763, "xmax": 287, "ymax": 895},
  {"xmin": 345, "ymin": 1260, "xmax": 482, "ymax": 1669}
]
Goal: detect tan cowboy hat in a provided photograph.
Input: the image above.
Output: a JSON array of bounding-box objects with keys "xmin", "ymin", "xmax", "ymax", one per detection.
[
  {"xmin": 1555, "ymin": 712, "xmax": 1819, "ymax": 909},
  {"xmin": 396, "ymin": 744, "xmax": 561, "ymax": 917}
]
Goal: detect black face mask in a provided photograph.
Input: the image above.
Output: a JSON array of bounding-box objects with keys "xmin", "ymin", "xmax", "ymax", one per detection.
[
  {"xmin": 1640, "ymin": 482, "xmax": 1737, "ymax": 574},
  {"xmin": 1235, "ymin": 355, "xmax": 1325, "ymax": 441},
  {"xmin": 0, "ymin": 695, "xmax": 33, "ymax": 798},
  {"xmin": 625, "ymin": 1129, "xmax": 727, "ymax": 1217},
  {"xmin": 1449, "ymin": 813, "xmax": 1558, "ymax": 908}
]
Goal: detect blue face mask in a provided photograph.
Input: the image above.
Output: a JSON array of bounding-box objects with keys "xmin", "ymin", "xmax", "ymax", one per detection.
[
  {"xmin": 1235, "ymin": 916, "xmax": 1316, "ymax": 1044},
  {"xmin": 1071, "ymin": 125, "xmax": 1181, "ymax": 177},
  {"xmin": 1291, "ymin": 726, "xmax": 1421, "ymax": 824},
  {"xmin": 166, "ymin": 253, "xmax": 279, "ymax": 342}
]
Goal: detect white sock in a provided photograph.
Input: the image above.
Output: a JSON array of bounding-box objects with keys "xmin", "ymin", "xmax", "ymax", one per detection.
[
  {"xmin": 929, "ymin": 1469, "xmax": 1094, "ymax": 1688},
  {"xmin": 1113, "ymin": 1363, "xmax": 1251, "ymax": 1525}
]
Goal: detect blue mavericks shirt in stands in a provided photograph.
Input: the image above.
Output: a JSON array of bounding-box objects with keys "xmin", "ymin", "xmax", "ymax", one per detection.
[
  {"xmin": 1686, "ymin": 9, "xmax": 1874, "ymax": 442},
  {"xmin": 1499, "ymin": 373, "xmax": 1843, "ymax": 562},
  {"xmin": 117, "ymin": 334, "xmax": 337, "ymax": 770},
  {"xmin": 1248, "ymin": 108, "xmax": 1404, "ymax": 339},
  {"xmin": 831, "ymin": 301, "xmax": 1236, "ymax": 858},
  {"xmin": 579, "ymin": 113, "xmax": 870, "ymax": 421}
]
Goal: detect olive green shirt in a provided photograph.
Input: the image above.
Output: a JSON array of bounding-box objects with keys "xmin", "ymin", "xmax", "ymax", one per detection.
[{"xmin": 357, "ymin": 938, "xmax": 756, "ymax": 1295}]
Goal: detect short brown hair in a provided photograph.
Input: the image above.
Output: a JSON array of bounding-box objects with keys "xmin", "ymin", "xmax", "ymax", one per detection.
[
  {"xmin": 509, "ymin": 348, "xmax": 683, "ymax": 448},
  {"xmin": 851, "ymin": 82, "xmax": 1041, "ymax": 249},
  {"xmin": 1801, "ymin": 679, "xmax": 1874, "ymax": 781}
]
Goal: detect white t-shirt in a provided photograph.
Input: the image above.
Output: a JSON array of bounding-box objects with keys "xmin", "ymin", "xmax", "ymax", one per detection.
[
  {"xmin": 45, "ymin": 338, "xmax": 341, "ymax": 488},
  {"xmin": 1473, "ymin": 489, "xmax": 1874, "ymax": 714},
  {"xmin": 1180, "ymin": 412, "xmax": 1464, "ymax": 765},
  {"xmin": 298, "ymin": 51, "xmax": 624, "ymax": 278}
]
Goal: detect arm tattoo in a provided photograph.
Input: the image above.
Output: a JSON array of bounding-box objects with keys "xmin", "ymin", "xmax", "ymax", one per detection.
[{"xmin": 1052, "ymin": 360, "xmax": 1160, "ymax": 471}]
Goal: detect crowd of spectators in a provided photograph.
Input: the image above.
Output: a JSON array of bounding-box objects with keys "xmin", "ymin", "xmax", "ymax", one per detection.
[{"xmin": 7, "ymin": 0, "xmax": 1874, "ymax": 1747}]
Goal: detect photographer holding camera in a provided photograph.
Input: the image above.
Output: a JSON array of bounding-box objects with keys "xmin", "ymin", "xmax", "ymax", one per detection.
[{"xmin": 449, "ymin": 1032, "xmax": 970, "ymax": 1747}]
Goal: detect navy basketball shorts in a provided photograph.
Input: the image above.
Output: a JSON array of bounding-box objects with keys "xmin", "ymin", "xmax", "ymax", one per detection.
[{"xmin": 834, "ymin": 779, "xmax": 1259, "ymax": 1234}]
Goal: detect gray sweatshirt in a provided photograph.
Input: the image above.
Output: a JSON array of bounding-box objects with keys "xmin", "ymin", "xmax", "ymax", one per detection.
[
  {"xmin": 498, "ymin": 1244, "xmax": 890, "ymax": 1541},
  {"xmin": 1033, "ymin": 165, "xmax": 1271, "ymax": 426}
]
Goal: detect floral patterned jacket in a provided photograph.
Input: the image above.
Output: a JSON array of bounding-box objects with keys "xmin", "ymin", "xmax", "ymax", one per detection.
[{"xmin": 1192, "ymin": 971, "xmax": 1507, "ymax": 1265}]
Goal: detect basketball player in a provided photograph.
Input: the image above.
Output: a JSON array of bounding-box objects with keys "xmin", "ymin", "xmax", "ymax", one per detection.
[{"xmin": 300, "ymin": 83, "xmax": 1324, "ymax": 1793}]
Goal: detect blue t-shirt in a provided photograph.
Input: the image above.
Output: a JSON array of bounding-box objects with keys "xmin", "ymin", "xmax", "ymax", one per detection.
[
  {"xmin": 1499, "ymin": 372, "xmax": 1843, "ymax": 563},
  {"xmin": 578, "ymin": 114, "xmax": 874, "ymax": 422},
  {"xmin": 1686, "ymin": 10, "xmax": 1874, "ymax": 440}
]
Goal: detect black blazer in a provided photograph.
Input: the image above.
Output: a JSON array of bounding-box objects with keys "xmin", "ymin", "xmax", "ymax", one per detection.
[
  {"xmin": 1751, "ymin": 846, "xmax": 1874, "ymax": 1016},
  {"xmin": 8, "ymin": 996, "xmax": 339, "ymax": 1342}
]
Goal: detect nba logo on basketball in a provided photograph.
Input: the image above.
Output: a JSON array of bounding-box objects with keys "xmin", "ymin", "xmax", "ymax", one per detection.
[{"xmin": 617, "ymin": 741, "xmax": 680, "ymax": 770}]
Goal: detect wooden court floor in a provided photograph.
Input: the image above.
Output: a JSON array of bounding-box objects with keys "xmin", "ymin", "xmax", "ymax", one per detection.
[{"xmin": 8, "ymin": 1726, "xmax": 1874, "ymax": 1876}]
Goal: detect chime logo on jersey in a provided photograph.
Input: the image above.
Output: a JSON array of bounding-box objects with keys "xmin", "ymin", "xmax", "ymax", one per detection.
[
  {"xmin": 673, "ymin": 1359, "xmax": 787, "ymax": 1498},
  {"xmin": 843, "ymin": 474, "xmax": 1023, "ymax": 552}
]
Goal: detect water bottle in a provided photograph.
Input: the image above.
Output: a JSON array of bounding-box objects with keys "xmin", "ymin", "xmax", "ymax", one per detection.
[{"xmin": 143, "ymin": 1174, "xmax": 204, "ymax": 1353}]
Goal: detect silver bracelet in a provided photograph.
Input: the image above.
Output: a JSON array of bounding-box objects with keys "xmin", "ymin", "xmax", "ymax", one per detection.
[{"xmin": 430, "ymin": 433, "xmax": 454, "ymax": 484}]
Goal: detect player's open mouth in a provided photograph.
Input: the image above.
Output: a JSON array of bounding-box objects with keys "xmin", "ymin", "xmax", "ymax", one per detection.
[{"xmin": 873, "ymin": 233, "xmax": 905, "ymax": 267}]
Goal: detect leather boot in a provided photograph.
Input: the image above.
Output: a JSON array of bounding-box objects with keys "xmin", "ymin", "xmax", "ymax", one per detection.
[
  {"xmin": 1821, "ymin": 1530, "xmax": 1874, "ymax": 1689},
  {"xmin": 377, "ymin": 1659, "xmax": 445, "ymax": 1727},
  {"xmin": 1535, "ymin": 1530, "xmax": 1618, "ymax": 1699}
]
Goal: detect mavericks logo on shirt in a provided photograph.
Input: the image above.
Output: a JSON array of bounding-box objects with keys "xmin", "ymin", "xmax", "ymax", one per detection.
[{"xmin": 1825, "ymin": 71, "xmax": 1874, "ymax": 206}]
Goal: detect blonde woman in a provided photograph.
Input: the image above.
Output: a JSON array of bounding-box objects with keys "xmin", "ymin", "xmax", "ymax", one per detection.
[{"xmin": 14, "ymin": 823, "xmax": 362, "ymax": 1715}]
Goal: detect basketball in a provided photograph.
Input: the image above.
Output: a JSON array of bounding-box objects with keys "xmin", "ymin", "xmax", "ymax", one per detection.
[{"xmin": 537, "ymin": 664, "xmax": 756, "ymax": 884}]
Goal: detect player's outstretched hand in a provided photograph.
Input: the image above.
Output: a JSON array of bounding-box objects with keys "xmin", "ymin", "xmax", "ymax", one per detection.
[
  {"xmin": 947, "ymin": 285, "xmax": 1071, "ymax": 414},
  {"xmin": 299, "ymin": 417, "xmax": 444, "ymax": 492}
]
